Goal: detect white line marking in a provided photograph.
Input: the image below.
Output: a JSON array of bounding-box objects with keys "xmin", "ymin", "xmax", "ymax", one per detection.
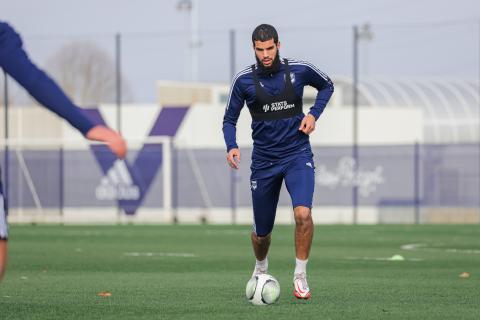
[
  {"xmin": 401, "ymin": 243, "xmax": 480, "ymax": 254},
  {"xmin": 346, "ymin": 257, "xmax": 423, "ymax": 261},
  {"xmin": 124, "ymin": 252, "xmax": 197, "ymax": 258}
]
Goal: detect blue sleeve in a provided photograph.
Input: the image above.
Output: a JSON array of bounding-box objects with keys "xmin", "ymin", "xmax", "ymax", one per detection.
[
  {"xmin": 222, "ymin": 74, "xmax": 246, "ymax": 152},
  {"xmin": 302, "ymin": 62, "xmax": 334, "ymax": 120},
  {"xmin": 0, "ymin": 22, "xmax": 95, "ymax": 136}
]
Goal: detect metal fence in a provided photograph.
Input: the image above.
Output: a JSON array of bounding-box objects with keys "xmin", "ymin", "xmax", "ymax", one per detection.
[{"xmin": 1, "ymin": 143, "xmax": 478, "ymax": 223}]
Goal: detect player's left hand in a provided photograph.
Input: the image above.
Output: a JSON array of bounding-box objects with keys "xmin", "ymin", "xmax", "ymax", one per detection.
[
  {"xmin": 86, "ymin": 125, "xmax": 127, "ymax": 159},
  {"xmin": 299, "ymin": 114, "xmax": 316, "ymax": 135}
]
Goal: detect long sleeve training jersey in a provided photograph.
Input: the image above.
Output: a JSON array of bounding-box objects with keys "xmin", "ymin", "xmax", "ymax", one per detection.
[
  {"xmin": 222, "ymin": 58, "xmax": 334, "ymax": 168},
  {"xmin": 0, "ymin": 21, "xmax": 94, "ymax": 135}
]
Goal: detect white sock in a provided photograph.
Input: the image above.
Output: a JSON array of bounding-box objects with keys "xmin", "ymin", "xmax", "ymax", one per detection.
[
  {"xmin": 294, "ymin": 258, "xmax": 308, "ymax": 275},
  {"xmin": 255, "ymin": 257, "xmax": 268, "ymax": 271}
]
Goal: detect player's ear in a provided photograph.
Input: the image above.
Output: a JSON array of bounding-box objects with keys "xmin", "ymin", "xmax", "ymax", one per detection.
[{"xmin": 277, "ymin": 41, "xmax": 281, "ymax": 50}]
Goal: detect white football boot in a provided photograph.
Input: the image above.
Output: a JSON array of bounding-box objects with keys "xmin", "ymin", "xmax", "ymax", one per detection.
[{"xmin": 293, "ymin": 272, "xmax": 311, "ymax": 299}]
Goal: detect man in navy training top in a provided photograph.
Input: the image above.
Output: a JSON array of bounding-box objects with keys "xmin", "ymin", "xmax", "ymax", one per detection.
[
  {"xmin": 0, "ymin": 21, "xmax": 127, "ymax": 282},
  {"xmin": 222, "ymin": 24, "xmax": 334, "ymax": 299}
]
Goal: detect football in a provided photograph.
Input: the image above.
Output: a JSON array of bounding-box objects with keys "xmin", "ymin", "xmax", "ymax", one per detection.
[{"xmin": 245, "ymin": 274, "xmax": 281, "ymax": 305}]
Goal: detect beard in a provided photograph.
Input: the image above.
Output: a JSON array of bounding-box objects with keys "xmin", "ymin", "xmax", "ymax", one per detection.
[{"xmin": 255, "ymin": 51, "xmax": 281, "ymax": 76}]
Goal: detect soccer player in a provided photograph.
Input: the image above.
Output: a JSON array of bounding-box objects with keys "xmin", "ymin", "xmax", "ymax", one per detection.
[
  {"xmin": 0, "ymin": 21, "xmax": 127, "ymax": 282},
  {"xmin": 222, "ymin": 24, "xmax": 334, "ymax": 299}
]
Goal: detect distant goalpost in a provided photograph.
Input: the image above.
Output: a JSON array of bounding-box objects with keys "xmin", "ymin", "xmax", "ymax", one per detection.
[{"xmin": 2, "ymin": 137, "xmax": 183, "ymax": 223}]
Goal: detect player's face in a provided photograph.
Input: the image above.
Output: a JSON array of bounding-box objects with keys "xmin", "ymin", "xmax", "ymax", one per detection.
[{"xmin": 254, "ymin": 39, "xmax": 280, "ymax": 68}]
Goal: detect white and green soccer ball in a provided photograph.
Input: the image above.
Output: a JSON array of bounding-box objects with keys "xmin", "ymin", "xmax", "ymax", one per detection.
[{"xmin": 245, "ymin": 274, "xmax": 281, "ymax": 305}]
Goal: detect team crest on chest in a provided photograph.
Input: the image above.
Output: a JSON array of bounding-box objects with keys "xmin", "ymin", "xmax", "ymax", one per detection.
[{"xmin": 284, "ymin": 72, "xmax": 295, "ymax": 83}]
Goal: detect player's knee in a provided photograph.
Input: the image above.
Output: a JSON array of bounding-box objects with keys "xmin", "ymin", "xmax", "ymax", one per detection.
[
  {"xmin": 252, "ymin": 231, "xmax": 271, "ymax": 243},
  {"xmin": 294, "ymin": 206, "xmax": 311, "ymax": 224}
]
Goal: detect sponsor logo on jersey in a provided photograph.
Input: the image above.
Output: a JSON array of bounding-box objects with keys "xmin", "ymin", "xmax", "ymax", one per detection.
[{"xmin": 262, "ymin": 100, "xmax": 295, "ymax": 113}]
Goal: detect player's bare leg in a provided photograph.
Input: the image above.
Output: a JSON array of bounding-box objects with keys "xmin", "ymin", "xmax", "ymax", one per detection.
[
  {"xmin": 293, "ymin": 206, "xmax": 313, "ymax": 299},
  {"xmin": 294, "ymin": 206, "xmax": 313, "ymax": 259},
  {"xmin": 251, "ymin": 232, "xmax": 271, "ymax": 276},
  {"xmin": 0, "ymin": 240, "xmax": 7, "ymax": 282}
]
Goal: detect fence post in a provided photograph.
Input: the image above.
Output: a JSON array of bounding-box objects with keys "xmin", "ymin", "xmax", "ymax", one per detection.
[
  {"xmin": 115, "ymin": 32, "xmax": 122, "ymax": 134},
  {"xmin": 115, "ymin": 33, "xmax": 123, "ymax": 222},
  {"xmin": 414, "ymin": 142, "xmax": 420, "ymax": 224},
  {"xmin": 3, "ymin": 71, "xmax": 9, "ymax": 211},
  {"xmin": 229, "ymin": 28, "xmax": 237, "ymax": 225},
  {"xmin": 172, "ymin": 143, "xmax": 178, "ymax": 224},
  {"xmin": 163, "ymin": 137, "xmax": 173, "ymax": 223},
  {"xmin": 352, "ymin": 25, "xmax": 359, "ymax": 225},
  {"xmin": 59, "ymin": 146, "xmax": 64, "ymax": 219}
]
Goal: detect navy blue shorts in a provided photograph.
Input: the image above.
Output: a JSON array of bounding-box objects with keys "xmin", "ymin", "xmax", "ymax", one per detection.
[
  {"xmin": 250, "ymin": 153, "xmax": 315, "ymax": 237},
  {"xmin": 0, "ymin": 168, "xmax": 7, "ymax": 241}
]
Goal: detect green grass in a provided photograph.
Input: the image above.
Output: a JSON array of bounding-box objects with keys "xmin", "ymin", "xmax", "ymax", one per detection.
[{"xmin": 0, "ymin": 224, "xmax": 479, "ymax": 319}]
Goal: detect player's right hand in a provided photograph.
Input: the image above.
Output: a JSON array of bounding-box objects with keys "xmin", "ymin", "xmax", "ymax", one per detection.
[
  {"xmin": 227, "ymin": 148, "xmax": 241, "ymax": 170},
  {"xmin": 86, "ymin": 125, "xmax": 127, "ymax": 159}
]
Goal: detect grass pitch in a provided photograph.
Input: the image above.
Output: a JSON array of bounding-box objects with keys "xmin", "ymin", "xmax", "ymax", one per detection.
[{"xmin": 0, "ymin": 224, "xmax": 479, "ymax": 319}]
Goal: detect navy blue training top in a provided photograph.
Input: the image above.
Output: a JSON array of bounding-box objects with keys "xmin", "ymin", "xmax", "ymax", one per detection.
[
  {"xmin": 222, "ymin": 58, "xmax": 334, "ymax": 168},
  {"xmin": 0, "ymin": 21, "xmax": 94, "ymax": 135}
]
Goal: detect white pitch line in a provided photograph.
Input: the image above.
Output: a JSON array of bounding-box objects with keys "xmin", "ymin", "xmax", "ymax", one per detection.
[
  {"xmin": 124, "ymin": 252, "xmax": 197, "ymax": 258},
  {"xmin": 346, "ymin": 257, "xmax": 423, "ymax": 261},
  {"xmin": 401, "ymin": 243, "xmax": 480, "ymax": 254}
]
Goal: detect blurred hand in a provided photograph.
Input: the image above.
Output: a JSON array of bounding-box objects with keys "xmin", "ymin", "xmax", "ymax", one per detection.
[
  {"xmin": 86, "ymin": 125, "xmax": 127, "ymax": 159},
  {"xmin": 226, "ymin": 148, "xmax": 241, "ymax": 170},
  {"xmin": 298, "ymin": 114, "xmax": 316, "ymax": 135}
]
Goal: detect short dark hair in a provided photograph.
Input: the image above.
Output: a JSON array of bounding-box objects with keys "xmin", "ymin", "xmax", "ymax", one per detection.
[{"xmin": 252, "ymin": 24, "xmax": 278, "ymax": 44}]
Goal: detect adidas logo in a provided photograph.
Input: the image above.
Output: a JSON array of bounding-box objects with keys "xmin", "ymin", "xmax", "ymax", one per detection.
[
  {"xmin": 95, "ymin": 160, "xmax": 140, "ymax": 201},
  {"xmin": 306, "ymin": 162, "xmax": 313, "ymax": 168}
]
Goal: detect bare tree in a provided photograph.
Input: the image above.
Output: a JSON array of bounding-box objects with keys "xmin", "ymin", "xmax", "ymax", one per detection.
[{"xmin": 46, "ymin": 41, "xmax": 132, "ymax": 105}]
